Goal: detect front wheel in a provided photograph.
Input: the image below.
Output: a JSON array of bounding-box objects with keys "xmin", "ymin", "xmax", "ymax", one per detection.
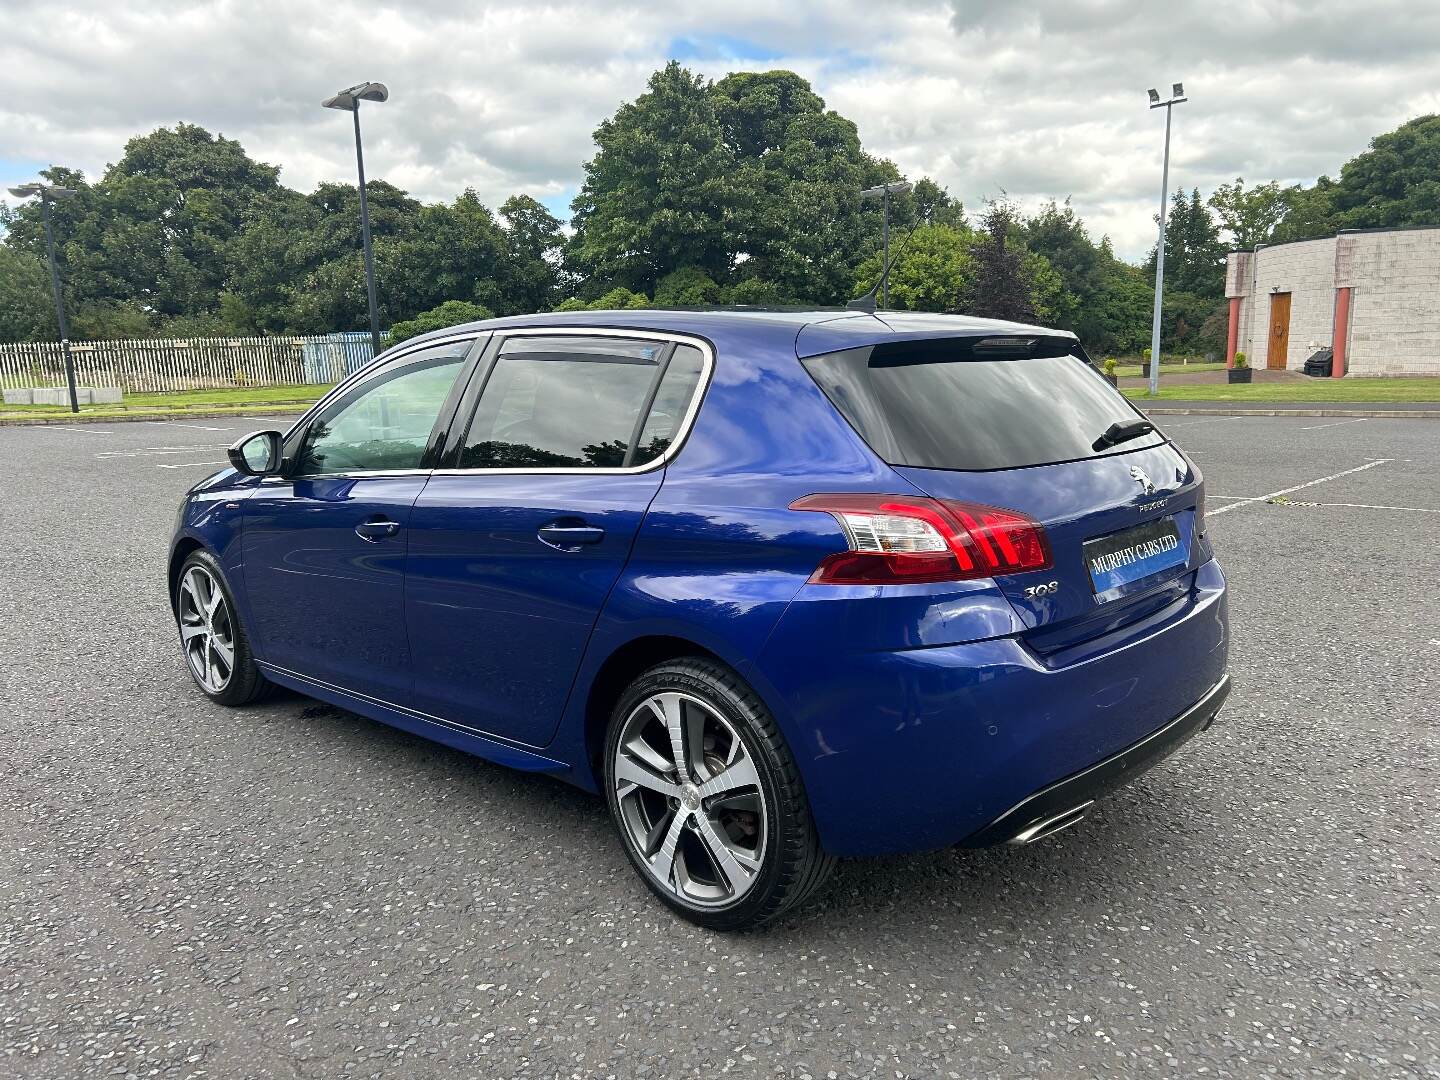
[
  {"xmin": 603, "ymin": 658, "xmax": 835, "ymax": 930},
  {"xmin": 175, "ymin": 550, "xmax": 272, "ymax": 706}
]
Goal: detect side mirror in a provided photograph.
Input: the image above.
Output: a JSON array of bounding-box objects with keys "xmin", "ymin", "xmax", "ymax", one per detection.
[{"xmin": 227, "ymin": 430, "xmax": 284, "ymax": 476}]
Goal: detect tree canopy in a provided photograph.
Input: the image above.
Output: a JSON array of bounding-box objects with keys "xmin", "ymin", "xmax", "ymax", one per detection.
[{"xmin": 3, "ymin": 71, "xmax": 1437, "ymax": 363}]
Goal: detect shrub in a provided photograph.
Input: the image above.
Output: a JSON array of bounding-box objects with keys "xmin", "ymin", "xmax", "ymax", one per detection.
[
  {"xmin": 1102, "ymin": 358, "xmax": 1117, "ymax": 375},
  {"xmin": 388, "ymin": 300, "xmax": 494, "ymax": 344},
  {"xmin": 1233, "ymin": 351, "xmax": 1248, "ymax": 368}
]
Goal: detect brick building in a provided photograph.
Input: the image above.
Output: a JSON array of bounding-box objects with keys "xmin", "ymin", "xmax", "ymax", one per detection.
[{"xmin": 1224, "ymin": 226, "xmax": 1440, "ymax": 377}]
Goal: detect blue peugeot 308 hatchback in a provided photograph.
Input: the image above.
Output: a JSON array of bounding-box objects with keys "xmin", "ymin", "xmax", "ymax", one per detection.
[{"xmin": 170, "ymin": 310, "xmax": 1229, "ymax": 929}]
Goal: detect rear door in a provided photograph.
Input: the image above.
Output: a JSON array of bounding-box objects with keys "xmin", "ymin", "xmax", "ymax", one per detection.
[
  {"xmin": 800, "ymin": 336, "xmax": 1204, "ymax": 641},
  {"xmin": 404, "ymin": 331, "xmax": 710, "ymax": 746}
]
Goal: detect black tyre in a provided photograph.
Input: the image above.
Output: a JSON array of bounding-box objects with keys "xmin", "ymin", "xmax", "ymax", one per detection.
[
  {"xmin": 174, "ymin": 549, "xmax": 272, "ymax": 706},
  {"xmin": 603, "ymin": 657, "xmax": 835, "ymax": 930}
]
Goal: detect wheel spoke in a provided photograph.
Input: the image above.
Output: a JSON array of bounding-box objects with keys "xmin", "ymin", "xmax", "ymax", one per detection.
[
  {"xmin": 614, "ymin": 753, "xmax": 681, "ymax": 799},
  {"xmin": 179, "ymin": 620, "xmax": 208, "ymax": 642},
  {"xmin": 694, "ymin": 814, "xmax": 760, "ymax": 894},
  {"xmin": 652, "ymin": 692, "xmax": 693, "ymax": 782},
  {"xmin": 647, "ymin": 807, "xmax": 691, "ymax": 890},
  {"xmin": 696, "ymin": 749, "xmax": 760, "ymax": 799},
  {"xmin": 205, "ymin": 584, "xmax": 224, "ymax": 620},
  {"xmin": 179, "ymin": 571, "xmax": 202, "ymax": 615},
  {"xmin": 210, "ymin": 635, "xmax": 235, "ymax": 671},
  {"xmin": 203, "ymin": 640, "xmax": 216, "ymax": 688}
]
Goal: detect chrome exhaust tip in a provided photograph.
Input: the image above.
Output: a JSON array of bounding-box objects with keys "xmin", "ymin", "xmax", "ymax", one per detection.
[{"xmin": 1005, "ymin": 800, "xmax": 1095, "ymax": 845}]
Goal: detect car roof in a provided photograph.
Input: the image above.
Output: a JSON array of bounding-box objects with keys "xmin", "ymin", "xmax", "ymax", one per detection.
[{"xmin": 395, "ymin": 307, "xmax": 1076, "ymax": 363}]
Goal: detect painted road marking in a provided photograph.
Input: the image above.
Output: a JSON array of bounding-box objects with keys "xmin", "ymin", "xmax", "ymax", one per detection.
[
  {"xmin": 35, "ymin": 426, "xmax": 113, "ymax": 435},
  {"xmin": 1167, "ymin": 415, "xmax": 1248, "ymax": 427},
  {"xmin": 140, "ymin": 421, "xmax": 233, "ymax": 431},
  {"xmin": 156, "ymin": 460, "xmax": 228, "ymax": 469},
  {"xmin": 1208, "ymin": 459, "xmax": 1393, "ymax": 517},
  {"xmin": 1278, "ymin": 500, "xmax": 1440, "ymax": 515},
  {"xmin": 1299, "ymin": 418, "xmax": 1368, "ymax": 431},
  {"xmin": 96, "ymin": 444, "xmax": 230, "ymax": 458}
]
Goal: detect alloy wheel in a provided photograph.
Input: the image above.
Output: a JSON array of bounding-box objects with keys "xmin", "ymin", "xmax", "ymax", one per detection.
[
  {"xmin": 612, "ymin": 691, "xmax": 768, "ymax": 907},
  {"xmin": 178, "ymin": 565, "xmax": 236, "ymax": 694}
]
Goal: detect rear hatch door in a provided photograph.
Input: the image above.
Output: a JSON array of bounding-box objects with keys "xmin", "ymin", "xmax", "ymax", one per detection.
[{"xmin": 800, "ymin": 334, "xmax": 1205, "ymax": 644}]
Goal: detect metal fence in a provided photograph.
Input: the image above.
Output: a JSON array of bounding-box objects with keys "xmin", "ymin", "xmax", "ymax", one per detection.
[{"xmin": 0, "ymin": 332, "xmax": 389, "ymax": 393}]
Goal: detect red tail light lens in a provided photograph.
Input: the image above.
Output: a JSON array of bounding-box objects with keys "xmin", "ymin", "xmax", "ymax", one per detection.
[{"xmin": 790, "ymin": 494, "xmax": 1052, "ymax": 585}]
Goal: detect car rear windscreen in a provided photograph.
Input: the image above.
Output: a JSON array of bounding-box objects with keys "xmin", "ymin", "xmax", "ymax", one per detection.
[{"xmin": 801, "ymin": 339, "xmax": 1165, "ymax": 471}]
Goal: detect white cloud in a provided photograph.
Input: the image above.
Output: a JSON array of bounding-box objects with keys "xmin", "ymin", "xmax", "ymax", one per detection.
[{"xmin": 2, "ymin": 0, "xmax": 1438, "ymax": 260}]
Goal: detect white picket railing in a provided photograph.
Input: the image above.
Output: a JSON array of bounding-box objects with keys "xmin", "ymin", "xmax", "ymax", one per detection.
[{"xmin": 0, "ymin": 332, "xmax": 389, "ymax": 393}]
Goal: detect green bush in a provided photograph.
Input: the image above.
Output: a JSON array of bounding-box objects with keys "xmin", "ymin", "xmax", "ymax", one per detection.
[
  {"xmin": 387, "ymin": 300, "xmax": 494, "ymax": 344},
  {"xmin": 1233, "ymin": 351, "xmax": 1248, "ymax": 368}
]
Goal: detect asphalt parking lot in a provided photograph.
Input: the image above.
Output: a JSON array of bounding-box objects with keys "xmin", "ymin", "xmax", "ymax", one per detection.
[{"xmin": 2, "ymin": 413, "xmax": 1437, "ymax": 1079}]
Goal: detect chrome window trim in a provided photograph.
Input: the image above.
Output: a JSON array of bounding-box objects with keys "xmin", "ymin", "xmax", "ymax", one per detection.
[{"xmin": 433, "ymin": 326, "xmax": 714, "ymax": 477}]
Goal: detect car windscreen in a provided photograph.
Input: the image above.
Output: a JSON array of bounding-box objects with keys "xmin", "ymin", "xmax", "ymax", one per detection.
[{"xmin": 801, "ymin": 338, "xmax": 1165, "ymax": 471}]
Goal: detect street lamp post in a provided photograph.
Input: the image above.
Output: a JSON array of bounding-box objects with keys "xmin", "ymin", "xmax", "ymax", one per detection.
[
  {"xmin": 860, "ymin": 180, "xmax": 912, "ymax": 309},
  {"xmin": 1146, "ymin": 83, "xmax": 1187, "ymax": 397},
  {"xmin": 323, "ymin": 81, "xmax": 390, "ymax": 358},
  {"xmin": 9, "ymin": 182, "xmax": 80, "ymax": 412}
]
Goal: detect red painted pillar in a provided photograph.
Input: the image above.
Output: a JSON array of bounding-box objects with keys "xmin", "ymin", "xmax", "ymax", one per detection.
[
  {"xmin": 1331, "ymin": 287, "xmax": 1352, "ymax": 378},
  {"xmin": 1225, "ymin": 296, "xmax": 1241, "ymax": 369}
]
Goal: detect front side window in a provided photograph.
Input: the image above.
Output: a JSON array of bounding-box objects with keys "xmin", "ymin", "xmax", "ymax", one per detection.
[
  {"xmin": 456, "ymin": 337, "xmax": 705, "ymax": 470},
  {"xmin": 294, "ymin": 341, "xmax": 470, "ymax": 476}
]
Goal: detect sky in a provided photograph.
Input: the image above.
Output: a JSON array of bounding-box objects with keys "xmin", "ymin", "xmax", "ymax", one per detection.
[{"xmin": 2, "ymin": 0, "xmax": 1439, "ymax": 262}]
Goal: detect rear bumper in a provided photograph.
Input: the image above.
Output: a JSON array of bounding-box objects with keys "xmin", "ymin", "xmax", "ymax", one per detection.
[
  {"xmin": 962, "ymin": 673, "xmax": 1230, "ymax": 846},
  {"xmin": 756, "ymin": 558, "xmax": 1230, "ymax": 856}
]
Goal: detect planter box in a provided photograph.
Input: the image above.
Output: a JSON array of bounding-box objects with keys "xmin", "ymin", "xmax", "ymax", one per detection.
[
  {"xmin": 1104, "ymin": 374, "xmax": 1119, "ymax": 387},
  {"xmin": 15, "ymin": 386, "xmax": 124, "ymax": 406},
  {"xmin": 1140, "ymin": 363, "xmax": 1152, "ymax": 378},
  {"xmin": 1227, "ymin": 368, "xmax": 1252, "ymax": 384}
]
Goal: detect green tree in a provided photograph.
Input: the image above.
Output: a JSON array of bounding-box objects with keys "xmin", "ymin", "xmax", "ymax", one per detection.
[
  {"xmin": 1330, "ymin": 114, "xmax": 1440, "ymax": 228},
  {"xmin": 655, "ymin": 266, "xmax": 722, "ymax": 306},
  {"xmin": 570, "ymin": 62, "xmax": 739, "ymax": 293},
  {"xmin": 498, "ymin": 195, "xmax": 564, "ymax": 313},
  {"xmin": 850, "ymin": 223, "xmax": 974, "ymax": 311},
  {"xmin": 0, "ymin": 247, "xmax": 54, "ymax": 342},
  {"xmin": 5, "ymin": 126, "xmax": 280, "ymax": 326},
  {"xmin": 1149, "ymin": 188, "xmax": 1225, "ymax": 299},
  {"xmin": 388, "ymin": 299, "xmax": 494, "ymax": 344},
  {"xmin": 1207, "ymin": 177, "xmax": 1288, "ymax": 248}
]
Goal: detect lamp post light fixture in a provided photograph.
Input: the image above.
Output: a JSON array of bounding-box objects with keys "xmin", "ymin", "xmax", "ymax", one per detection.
[
  {"xmin": 322, "ymin": 81, "xmax": 390, "ymax": 358},
  {"xmin": 860, "ymin": 180, "xmax": 912, "ymax": 309},
  {"xmin": 1145, "ymin": 82, "xmax": 1187, "ymax": 397},
  {"xmin": 8, "ymin": 181, "xmax": 81, "ymax": 412}
]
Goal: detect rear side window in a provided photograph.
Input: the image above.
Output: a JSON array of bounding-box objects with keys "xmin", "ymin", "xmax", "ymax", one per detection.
[
  {"xmin": 456, "ymin": 336, "xmax": 705, "ymax": 470},
  {"xmin": 802, "ymin": 339, "xmax": 1163, "ymax": 471}
]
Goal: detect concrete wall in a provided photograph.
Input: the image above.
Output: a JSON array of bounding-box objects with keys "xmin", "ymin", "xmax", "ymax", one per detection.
[
  {"xmin": 1339, "ymin": 230, "xmax": 1440, "ymax": 376},
  {"xmin": 1225, "ymin": 227, "xmax": 1440, "ymax": 376}
]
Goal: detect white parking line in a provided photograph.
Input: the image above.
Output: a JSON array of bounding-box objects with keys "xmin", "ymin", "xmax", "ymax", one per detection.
[
  {"xmin": 1279, "ymin": 500, "xmax": 1440, "ymax": 515},
  {"xmin": 1208, "ymin": 459, "xmax": 1393, "ymax": 517},
  {"xmin": 156, "ymin": 460, "xmax": 228, "ymax": 469},
  {"xmin": 141, "ymin": 421, "xmax": 233, "ymax": 431},
  {"xmin": 1299, "ymin": 418, "xmax": 1368, "ymax": 431},
  {"xmin": 96, "ymin": 444, "xmax": 230, "ymax": 458},
  {"xmin": 35, "ymin": 426, "xmax": 113, "ymax": 435},
  {"xmin": 1166, "ymin": 415, "xmax": 1248, "ymax": 427}
]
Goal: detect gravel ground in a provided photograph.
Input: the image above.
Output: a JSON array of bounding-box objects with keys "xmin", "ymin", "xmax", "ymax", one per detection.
[{"xmin": 1, "ymin": 414, "xmax": 1436, "ymax": 1079}]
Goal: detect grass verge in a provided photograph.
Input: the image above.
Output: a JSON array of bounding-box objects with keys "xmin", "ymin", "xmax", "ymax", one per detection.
[
  {"xmin": 1122, "ymin": 378, "xmax": 1440, "ymax": 403},
  {"xmin": 0, "ymin": 384, "xmax": 329, "ymax": 421}
]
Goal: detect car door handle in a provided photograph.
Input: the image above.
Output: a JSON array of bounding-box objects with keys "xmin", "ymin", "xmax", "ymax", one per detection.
[
  {"xmin": 537, "ymin": 521, "xmax": 605, "ymax": 550},
  {"xmin": 355, "ymin": 518, "xmax": 402, "ymax": 542}
]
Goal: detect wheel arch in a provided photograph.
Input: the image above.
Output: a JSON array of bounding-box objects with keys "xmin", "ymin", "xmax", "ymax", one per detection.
[
  {"xmin": 581, "ymin": 634, "xmax": 730, "ymax": 776},
  {"xmin": 167, "ymin": 537, "xmax": 207, "ymax": 614}
]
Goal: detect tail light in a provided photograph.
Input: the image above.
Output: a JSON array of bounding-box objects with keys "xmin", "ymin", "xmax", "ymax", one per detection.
[{"xmin": 790, "ymin": 493, "xmax": 1052, "ymax": 585}]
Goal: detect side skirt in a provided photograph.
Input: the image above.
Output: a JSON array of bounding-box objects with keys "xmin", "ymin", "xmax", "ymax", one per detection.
[{"xmin": 256, "ymin": 661, "xmax": 573, "ymax": 776}]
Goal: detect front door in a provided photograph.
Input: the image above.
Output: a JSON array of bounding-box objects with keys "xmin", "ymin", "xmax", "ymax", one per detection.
[
  {"xmin": 405, "ymin": 332, "xmax": 709, "ymax": 746},
  {"xmin": 1267, "ymin": 291, "xmax": 1291, "ymax": 369},
  {"xmin": 243, "ymin": 338, "xmax": 474, "ymax": 702}
]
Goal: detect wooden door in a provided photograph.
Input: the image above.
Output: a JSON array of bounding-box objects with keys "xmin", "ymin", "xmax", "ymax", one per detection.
[{"xmin": 1267, "ymin": 292, "xmax": 1291, "ymax": 369}]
